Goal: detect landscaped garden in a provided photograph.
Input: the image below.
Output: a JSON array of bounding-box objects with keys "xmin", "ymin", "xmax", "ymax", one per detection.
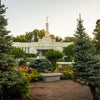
[
  {"xmin": 1, "ymin": 2, "xmax": 100, "ymax": 100},
  {"xmin": 12, "ymin": 64, "xmax": 93, "ymax": 100}
]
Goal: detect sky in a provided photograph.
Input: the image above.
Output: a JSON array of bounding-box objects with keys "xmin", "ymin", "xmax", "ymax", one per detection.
[{"xmin": 2, "ymin": 0, "xmax": 100, "ymax": 39}]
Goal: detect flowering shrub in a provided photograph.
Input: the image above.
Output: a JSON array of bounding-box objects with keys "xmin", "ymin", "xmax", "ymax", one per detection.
[
  {"xmin": 13, "ymin": 65, "xmax": 42, "ymax": 82},
  {"xmin": 13, "ymin": 65, "xmax": 73, "ymax": 82},
  {"xmin": 59, "ymin": 65, "xmax": 73, "ymax": 80},
  {"xmin": 44, "ymin": 70, "xmax": 52, "ymax": 73}
]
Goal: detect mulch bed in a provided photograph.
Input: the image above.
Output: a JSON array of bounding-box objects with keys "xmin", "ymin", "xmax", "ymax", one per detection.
[{"xmin": 28, "ymin": 80, "xmax": 92, "ymax": 100}]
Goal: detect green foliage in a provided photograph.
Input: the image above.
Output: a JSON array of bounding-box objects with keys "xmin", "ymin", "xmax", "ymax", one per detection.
[
  {"xmin": 2, "ymin": 70, "xmax": 29, "ymax": 98},
  {"xmin": 59, "ymin": 65, "xmax": 73, "ymax": 80},
  {"xmin": 0, "ymin": 4, "xmax": 29, "ymax": 99},
  {"xmin": 63, "ymin": 44, "xmax": 75, "ymax": 61},
  {"xmin": 33, "ymin": 29, "xmax": 39, "ymax": 42},
  {"xmin": 25, "ymin": 53, "xmax": 36, "ymax": 57},
  {"xmin": 63, "ymin": 44, "xmax": 75, "ymax": 56},
  {"xmin": 55, "ymin": 36, "xmax": 63, "ymax": 42},
  {"xmin": 0, "ymin": 5, "xmax": 15, "ymax": 71},
  {"xmin": 25, "ymin": 31, "xmax": 34, "ymax": 42},
  {"xmin": 45, "ymin": 49, "xmax": 63, "ymax": 70},
  {"xmin": 18, "ymin": 58, "xmax": 27, "ymax": 65},
  {"xmin": 64, "ymin": 56, "xmax": 74, "ymax": 62},
  {"xmin": 93, "ymin": 19, "xmax": 100, "ymax": 41},
  {"xmin": 73, "ymin": 15, "xmax": 100, "ymax": 85},
  {"xmin": 8, "ymin": 47, "xmax": 25, "ymax": 58},
  {"xmin": 38, "ymin": 29, "xmax": 45, "ymax": 39},
  {"xmin": 12, "ymin": 35, "xmax": 27, "ymax": 42},
  {"xmin": 28, "ymin": 59, "xmax": 53, "ymax": 72},
  {"xmin": 63, "ymin": 37, "xmax": 76, "ymax": 42},
  {"xmin": 93, "ymin": 20, "xmax": 100, "ymax": 54}
]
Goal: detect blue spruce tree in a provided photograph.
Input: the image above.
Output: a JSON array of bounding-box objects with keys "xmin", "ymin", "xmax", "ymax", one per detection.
[
  {"xmin": 0, "ymin": 3, "xmax": 29, "ymax": 100},
  {"xmin": 73, "ymin": 15, "xmax": 100, "ymax": 100}
]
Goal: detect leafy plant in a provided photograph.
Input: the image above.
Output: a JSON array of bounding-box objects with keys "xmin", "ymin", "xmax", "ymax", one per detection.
[
  {"xmin": 28, "ymin": 59, "xmax": 53, "ymax": 72},
  {"xmin": 45, "ymin": 49, "xmax": 63, "ymax": 70},
  {"xmin": 14, "ymin": 65, "xmax": 43, "ymax": 82},
  {"xmin": 8, "ymin": 47, "xmax": 25, "ymax": 58},
  {"xmin": 59, "ymin": 66, "xmax": 73, "ymax": 80},
  {"xmin": 1, "ymin": 70, "xmax": 30, "ymax": 99},
  {"xmin": 63, "ymin": 44, "xmax": 75, "ymax": 61}
]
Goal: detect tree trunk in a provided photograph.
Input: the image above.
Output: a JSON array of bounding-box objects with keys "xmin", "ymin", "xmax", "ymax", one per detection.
[
  {"xmin": 88, "ymin": 83, "xmax": 99, "ymax": 100},
  {"xmin": 0, "ymin": 88, "xmax": 3, "ymax": 100}
]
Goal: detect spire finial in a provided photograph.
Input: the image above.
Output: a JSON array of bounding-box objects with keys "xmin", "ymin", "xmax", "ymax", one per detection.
[{"xmin": 46, "ymin": 16, "xmax": 49, "ymax": 23}]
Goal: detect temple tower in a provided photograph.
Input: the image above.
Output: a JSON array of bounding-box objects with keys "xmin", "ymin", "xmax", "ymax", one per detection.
[{"xmin": 45, "ymin": 16, "xmax": 49, "ymax": 37}]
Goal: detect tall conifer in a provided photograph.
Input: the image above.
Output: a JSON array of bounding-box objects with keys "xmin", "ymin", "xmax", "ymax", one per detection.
[
  {"xmin": 93, "ymin": 19, "xmax": 100, "ymax": 53},
  {"xmin": 73, "ymin": 15, "xmax": 100, "ymax": 100},
  {"xmin": 0, "ymin": 5, "xmax": 15, "ymax": 71},
  {"xmin": 0, "ymin": 3, "xmax": 29, "ymax": 99}
]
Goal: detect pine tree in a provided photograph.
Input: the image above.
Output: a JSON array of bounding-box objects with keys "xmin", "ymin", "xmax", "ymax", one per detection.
[
  {"xmin": 93, "ymin": 19, "xmax": 100, "ymax": 54},
  {"xmin": 0, "ymin": 5, "xmax": 15, "ymax": 71},
  {"xmin": 0, "ymin": 4, "xmax": 29, "ymax": 99},
  {"xmin": 73, "ymin": 15, "xmax": 100, "ymax": 100}
]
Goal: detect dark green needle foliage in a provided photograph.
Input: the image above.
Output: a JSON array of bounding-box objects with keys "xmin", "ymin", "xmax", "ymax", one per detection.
[
  {"xmin": 93, "ymin": 19, "xmax": 100, "ymax": 54},
  {"xmin": 0, "ymin": 4, "xmax": 29, "ymax": 99},
  {"xmin": 73, "ymin": 15, "xmax": 100, "ymax": 100},
  {"xmin": 0, "ymin": 5, "xmax": 15, "ymax": 71}
]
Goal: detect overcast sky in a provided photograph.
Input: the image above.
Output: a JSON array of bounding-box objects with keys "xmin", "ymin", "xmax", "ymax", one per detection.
[{"xmin": 2, "ymin": 0, "xmax": 100, "ymax": 39}]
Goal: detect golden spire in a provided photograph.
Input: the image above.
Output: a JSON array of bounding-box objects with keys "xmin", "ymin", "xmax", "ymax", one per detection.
[{"xmin": 46, "ymin": 16, "xmax": 49, "ymax": 23}]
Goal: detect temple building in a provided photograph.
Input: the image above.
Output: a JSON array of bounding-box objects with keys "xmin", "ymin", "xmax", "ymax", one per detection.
[{"xmin": 12, "ymin": 18, "xmax": 72, "ymax": 56}]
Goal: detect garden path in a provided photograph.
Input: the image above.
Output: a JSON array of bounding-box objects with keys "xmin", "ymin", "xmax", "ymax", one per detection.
[{"xmin": 28, "ymin": 80, "xmax": 92, "ymax": 100}]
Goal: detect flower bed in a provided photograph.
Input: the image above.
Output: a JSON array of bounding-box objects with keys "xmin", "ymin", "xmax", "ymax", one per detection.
[
  {"xmin": 13, "ymin": 65, "xmax": 73, "ymax": 82},
  {"xmin": 13, "ymin": 65, "xmax": 43, "ymax": 82}
]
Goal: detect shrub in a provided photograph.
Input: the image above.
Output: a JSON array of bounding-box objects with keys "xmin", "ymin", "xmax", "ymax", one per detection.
[
  {"xmin": 28, "ymin": 59, "xmax": 53, "ymax": 72},
  {"xmin": 2, "ymin": 70, "xmax": 30, "ymax": 99},
  {"xmin": 25, "ymin": 53, "xmax": 36, "ymax": 57},
  {"xmin": 59, "ymin": 65, "xmax": 73, "ymax": 80},
  {"xmin": 8, "ymin": 47, "xmax": 26, "ymax": 58},
  {"xmin": 63, "ymin": 44, "xmax": 75, "ymax": 61},
  {"xmin": 45, "ymin": 49, "xmax": 63, "ymax": 70},
  {"xmin": 14, "ymin": 65, "xmax": 43, "ymax": 82},
  {"xmin": 19, "ymin": 58, "xmax": 27, "ymax": 65},
  {"xmin": 64, "ymin": 56, "xmax": 74, "ymax": 62}
]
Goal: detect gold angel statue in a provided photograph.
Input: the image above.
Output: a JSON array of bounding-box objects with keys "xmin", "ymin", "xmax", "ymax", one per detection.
[{"xmin": 46, "ymin": 16, "xmax": 49, "ymax": 23}]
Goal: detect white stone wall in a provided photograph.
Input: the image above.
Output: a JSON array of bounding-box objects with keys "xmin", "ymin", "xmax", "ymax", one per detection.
[{"xmin": 12, "ymin": 41, "xmax": 73, "ymax": 54}]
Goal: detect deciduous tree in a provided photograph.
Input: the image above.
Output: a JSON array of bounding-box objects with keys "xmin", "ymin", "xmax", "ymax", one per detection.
[
  {"xmin": 50, "ymin": 34, "xmax": 55, "ymax": 39},
  {"xmin": 45, "ymin": 49, "xmax": 63, "ymax": 70},
  {"xmin": 63, "ymin": 36, "xmax": 76, "ymax": 42}
]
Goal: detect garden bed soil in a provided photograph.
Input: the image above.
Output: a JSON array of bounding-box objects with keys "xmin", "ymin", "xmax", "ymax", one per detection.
[{"xmin": 28, "ymin": 80, "xmax": 92, "ymax": 100}]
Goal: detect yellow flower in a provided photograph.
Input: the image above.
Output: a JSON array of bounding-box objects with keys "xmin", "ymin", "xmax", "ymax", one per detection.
[
  {"xmin": 68, "ymin": 72, "xmax": 73, "ymax": 74},
  {"xmin": 53, "ymin": 67, "xmax": 59, "ymax": 73}
]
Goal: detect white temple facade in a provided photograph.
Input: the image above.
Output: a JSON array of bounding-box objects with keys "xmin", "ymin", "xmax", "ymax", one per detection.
[{"xmin": 12, "ymin": 18, "xmax": 73, "ymax": 56}]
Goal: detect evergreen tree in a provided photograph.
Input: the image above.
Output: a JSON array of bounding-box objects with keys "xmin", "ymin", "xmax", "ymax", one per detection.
[
  {"xmin": 73, "ymin": 15, "xmax": 100, "ymax": 100},
  {"xmin": 0, "ymin": 5, "xmax": 15, "ymax": 70},
  {"xmin": 93, "ymin": 19, "xmax": 100, "ymax": 54},
  {"xmin": 0, "ymin": 4, "xmax": 29, "ymax": 99}
]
